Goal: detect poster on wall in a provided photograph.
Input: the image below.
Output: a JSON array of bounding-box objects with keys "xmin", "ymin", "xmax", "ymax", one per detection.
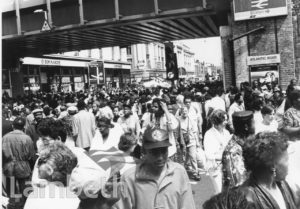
[
  {"xmin": 233, "ymin": 0, "xmax": 288, "ymax": 21},
  {"xmin": 250, "ymin": 65, "xmax": 279, "ymax": 86}
]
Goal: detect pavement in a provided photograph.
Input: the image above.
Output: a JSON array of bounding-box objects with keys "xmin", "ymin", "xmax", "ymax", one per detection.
[{"xmin": 190, "ymin": 172, "xmax": 219, "ymax": 209}]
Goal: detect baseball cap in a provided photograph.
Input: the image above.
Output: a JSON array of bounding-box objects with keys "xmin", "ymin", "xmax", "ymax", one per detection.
[{"xmin": 142, "ymin": 127, "xmax": 171, "ymax": 149}]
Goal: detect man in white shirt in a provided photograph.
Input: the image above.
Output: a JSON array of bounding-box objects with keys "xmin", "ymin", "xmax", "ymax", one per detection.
[
  {"xmin": 73, "ymin": 100, "xmax": 96, "ymax": 151},
  {"xmin": 91, "ymin": 117, "xmax": 124, "ymax": 150}
]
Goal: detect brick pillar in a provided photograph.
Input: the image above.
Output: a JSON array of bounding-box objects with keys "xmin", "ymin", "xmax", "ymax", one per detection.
[
  {"xmin": 220, "ymin": 26, "xmax": 233, "ymax": 90},
  {"xmin": 231, "ymin": 0, "xmax": 296, "ymax": 90},
  {"xmin": 11, "ymin": 70, "xmax": 24, "ymax": 97},
  {"xmin": 277, "ymin": 0, "xmax": 296, "ymax": 89},
  {"xmin": 232, "ymin": 20, "xmax": 249, "ymax": 88}
]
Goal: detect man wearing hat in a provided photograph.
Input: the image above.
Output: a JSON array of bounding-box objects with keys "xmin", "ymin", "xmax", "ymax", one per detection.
[
  {"xmin": 90, "ymin": 117, "xmax": 123, "ymax": 150},
  {"xmin": 25, "ymin": 108, "xmax": 44, "ymax": 151},
  {"xmin": 221, "ymin": 111, "xmax": 255, "ymax": 191},
  {"xmin": 113, "ymin": 127, "xmax": 196, "ymax": 209},
  {"xmin": 3, "ymin": 117, "xmax": 36, "ymax": 209}
]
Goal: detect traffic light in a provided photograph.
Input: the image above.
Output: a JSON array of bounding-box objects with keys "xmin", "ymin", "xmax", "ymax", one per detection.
[{"xmin": 165, "ymin": 42, "xmax": 178, "ymax": 81}]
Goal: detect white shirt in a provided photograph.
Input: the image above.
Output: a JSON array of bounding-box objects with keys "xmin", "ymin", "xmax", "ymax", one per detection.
[
  {"xmin": 175, "ymin": 106, "xmax": 199, "ymax": 132},
  {"xmin": 205, "ymin": 96, "xmax": 226, "ymax": 116},
  {"xmin": 90, "ymin": 126, "xmax": 124, "ymax": 150},
  {"xmin": 253, "ymin": 111, "xmax": 263, "ymax": 124},
  {"xmin": 255, "ymin": 120, "xmax": 279, "ymax": 134},
  {"xmin": 24, "ymin": 184, "xmax": 80, "ymax": 209},
  {"xmin": 228, "ymin": 102, "xmax": 245, "ymax": 126},
  {"xmin": 204, "ymin": 127, "xmax": 231, "ymax": 161},
  {"xmin": 179, "ymin": 116, "xmax": 197, "ymax": 147}
]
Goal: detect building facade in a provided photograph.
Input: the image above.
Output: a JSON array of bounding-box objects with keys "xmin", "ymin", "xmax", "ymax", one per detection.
[
  {"xmin": 130, "ymin": 42, "xmax": 166, "ymax": 82},
  {"xmin": 222, "ymin": 0, "xmax": 300, "ymax": 90},
  {"xmin": 172, "ymin": 41, "xmax": 195, "ymax": 78},
  {"xmin": 3, "ymin": 47, "xmax": 132, "ymax": 96}
]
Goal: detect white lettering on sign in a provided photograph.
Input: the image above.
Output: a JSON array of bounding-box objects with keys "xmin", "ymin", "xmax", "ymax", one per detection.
[
  {"xmin": 247, "ymin": 54, "xmax": 281, "ymax": 66},
  {"xmin": 251, "ymin": 0, "xmax": 268, "ymax": 9},
  {"xmin": 22, "ymin": 57, "xmax": 88, "ymax": 67},
  {"xmin": 41, "ymin": 59, "xmax": 60, "ymax": 65}
]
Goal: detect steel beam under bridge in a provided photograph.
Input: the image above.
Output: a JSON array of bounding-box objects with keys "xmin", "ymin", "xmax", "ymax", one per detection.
[{"xmin": 2, "ymin": 0, "xmax": 230, "ymax": 66}]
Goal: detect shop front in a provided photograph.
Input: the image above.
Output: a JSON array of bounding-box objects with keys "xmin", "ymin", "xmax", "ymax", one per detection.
[
  {"xmin": 21, "ymin": 57, "xmax": 88, "ymax": 94},
  {"xmin": 247, "ymin": 54, "xmax": 281, "ymax": 87},
  {"xmin": 104, "ymin": 62, "xmax": 131, "ymax": 88}
]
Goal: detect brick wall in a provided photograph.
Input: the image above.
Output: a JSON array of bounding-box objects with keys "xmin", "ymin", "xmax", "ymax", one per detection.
[
  {"xmin": 293, "ymin": 0, "xmax": 300, "ymax": 81},
  {"xmin": 231, "ymin": 0, "xmax": 296, "ymax": 90}
]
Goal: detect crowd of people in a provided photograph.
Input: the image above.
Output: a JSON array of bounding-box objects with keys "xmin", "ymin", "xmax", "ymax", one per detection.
[{"xmin": 2, "ymin": 78, "xmax": 300, "ymax": 209}]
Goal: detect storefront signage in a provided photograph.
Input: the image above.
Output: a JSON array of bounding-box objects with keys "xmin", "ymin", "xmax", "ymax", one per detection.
[
  {"xmin": 29, "ymin": 77, "xmax": 35, "ymax": 84},
  {"xmin": 74, "ymin": 77, "xmax": 83, "ymax": 82},
  {"xmin": 41, "ymin": 59, "xmax": 60, "ymax": 65},
  {"xmin": 233, "ymin": 0, "xmax": 288, "ymax": 21},
  {"xmin": 22, "ymin": 57, "xmax": 88, "ymax": 67},
  {"xmin": 104, "ymin": 63, "xmax": 131, "ymax": 69},
  {"xmin": 61, "ymin": 77, "xmax": 70, "ymax": 83},
  {"xmin": 247, "ymin": 54, "xmax": 281, "ymax": 66}
]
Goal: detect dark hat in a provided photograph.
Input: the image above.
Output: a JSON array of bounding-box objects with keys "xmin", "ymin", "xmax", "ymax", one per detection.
[
  {"xmin": 13, "ymin": 117, "xmax": 26, "ymax": 128},
  {"xmin": 143, "ymin": 127, "xmax": 171, "ymax": 149},
  {"xmin": 232, "ymin": 111, "xmax": 253, "ymax": 122},
  {"xmin": 123, "ymin": 103, "xmax": 131, "ymax": 109}
]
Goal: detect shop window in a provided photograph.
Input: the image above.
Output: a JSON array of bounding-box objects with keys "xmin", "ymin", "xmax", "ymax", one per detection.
[
  {"xmin": 23, "ymin": 77, "xmax": 29, "ymax": 84},
  {"xmin": 29, "ymin": 68, "xmax": 35, "ymax": 75},
  {"xmin": 22, "ymin": 67, "xmax": 29, "ymax": 75},
  {"xmin": 74, "ymin": 69, "xmax": 81, "ymax": 75},
  {"xmin": 62, "ymin": 68, "xmax": 70, "ymax": 75}
]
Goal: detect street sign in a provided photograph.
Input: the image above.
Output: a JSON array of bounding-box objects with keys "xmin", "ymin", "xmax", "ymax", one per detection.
[
  {"xmin": 41, "ymin": 20, "xmax": 51, "ymax": 31},
  {"xmin": 247, "ymin": 54, "xmax": 281, "ymax": 66},
  {"xmin": 233, "ymin": 0, "xmax": 288, "ymax": 21}
]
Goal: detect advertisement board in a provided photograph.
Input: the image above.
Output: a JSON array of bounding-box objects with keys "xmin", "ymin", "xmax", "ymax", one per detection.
[
  {"xmin": 233, "ymin": 0, "xmax": 288, "ymax": 21},
  {"xmin": 250, "ymin": 64, "xmax": 279, "ymax": 86}
]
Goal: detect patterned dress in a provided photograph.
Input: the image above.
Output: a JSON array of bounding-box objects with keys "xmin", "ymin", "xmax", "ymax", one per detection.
[
  {"xmin": 221, "ymin": 135, "xmax": 248, "ymax": 191},
  {"xmin": 283, "ymin": 107, "xmax": 300, "ymax": 141}
]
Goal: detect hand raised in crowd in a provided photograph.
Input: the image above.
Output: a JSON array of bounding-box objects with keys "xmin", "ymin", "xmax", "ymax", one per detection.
[{"xmin": 160, "ymin": 101, "xmax": 169, "ymax": 113}]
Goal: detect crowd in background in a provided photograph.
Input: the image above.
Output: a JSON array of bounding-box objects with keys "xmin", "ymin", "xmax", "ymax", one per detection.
[{"xmin": 2, "ymin": 78, "xmax": 300, "ymax": 209}]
